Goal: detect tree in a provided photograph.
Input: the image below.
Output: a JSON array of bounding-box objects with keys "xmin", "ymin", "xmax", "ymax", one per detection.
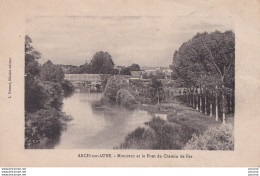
[
  {"xmin": 40, "ymin": 60, "xmax": 65, "ymax": 83},
  {"xmin": 120, "ymin": 67, "xmax": 131, "ymax": 75},
  {"xmin": 90, "ymin": 51, "xmax": 116, "ymax": 74},
  {"xmin": 103, "ymin": 75, "xmax": 129, "ymax": 102},
  {"xmin": 25, "ymin": 35, "xmax": 44, "ymax": 112},
  {"xmin": 129, "ymin": 63, "xmax": 141, "ymax": 71},
  {"xmin": 39, "ymin": 81, "xmax": 64, "ymax": 111},
  {"xmin": 24, "ymin": 36, "xmax": 74, "ymax": 148},
  {"xmin": 120, "ymin": 64, "xmax": 141, "ymax": 75},
  {"xmin": 116, "ymin": 89, "xmax": 140, "ymax": 110},
  {"xmin": 201, "ymin": 31, "xmax": 235, "ymax": 123},
  {"xmin": 67, "ymin": 65, "xmax": 80, "ymax": 74},
  {"xmin": 78, "ymin": 62, "xmax": 92, "ymax": 74},
  {"xmin": 65, "ymin": 52, "xmax": 119, "ymax": 74},
  {"xmin": 150, "ymin": 78, "xmax": 165, "ymax": 104},
  {"xmin": 171, "ymin": 31, "xmax": 235, "ymax": 123},
  {"xmin": 25, "ymin": 35, "xmax": 41, "ymax": 80}
]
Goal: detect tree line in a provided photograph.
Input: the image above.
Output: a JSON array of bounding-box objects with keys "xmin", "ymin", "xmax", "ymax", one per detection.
[
  {"xmin": 25, "ymin": 35, "xmax": 74, "ymax": 148},
  {"xmin": 63, "ymin": 52, "xmax": 141, "ymax": 75},
  {"xmin": 170, "ymin": 30, "xmax": 235, "ymax": 123}
]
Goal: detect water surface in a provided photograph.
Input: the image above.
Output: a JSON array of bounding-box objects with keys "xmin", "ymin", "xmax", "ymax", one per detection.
[{"xmin": 55, "ymin": 92, "xmax": 154, "ymax": 149}]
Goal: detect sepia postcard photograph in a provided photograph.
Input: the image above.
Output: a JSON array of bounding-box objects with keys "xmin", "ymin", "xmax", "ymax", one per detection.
[
  {"xmin": 25, "ymin": 15, "xmax": 234, "ymax": 151},
  {"xmin": 0, "ymin": 0, "xmax": 260, "ymax": 167}
]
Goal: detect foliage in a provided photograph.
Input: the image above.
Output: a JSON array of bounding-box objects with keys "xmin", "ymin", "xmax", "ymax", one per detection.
[
  {"xmin": 170, "ymin": 30, "xmax": 235, "ymax": 92},
  {"xmin": 142, "ymin": 72, "xmax": 148, "ymax": 79},
  {"xmin": 120, "ymin": 63, "xmax": 141, "ymax": 75},
  {"xmin": 150, "ymin": 78, "xmax": 165, "ymax": 104},
  {"xmin": 118, "ymin": 127, "xmax": 156, "ymax": 149},
  {"xmin": 184, "ymin": 123, "xmax": 234, "ymax": 150},
  {"xmin": 119, "ymin": 117, "xmax": 198, "ymax": 149},
  {"xmin": 77, "ymin": 63, "xmax": 92, "ymax": 74},
  {"xmin": 103, "ymin": 75, "xmax": 129, "ymax": 102},
  {"xmin": 25, "ymin": 80, "xmax": 47, "ymax": 112},
  {"xmin": 100, "ymin": 74, "xmax": 112, "ymax": 88},
  {"xmin": 170, "ymin": 31, "xmax": 235, "ymax": 120},
  {"xmin": 25, "ymin": 35, "xmax": 42, "ymax": 112},
  {"xmin": 37, "ymin": 81, "xmax": 63, "ymax": 111},
  {"xmin": 129, "ymin": 63, "xmax": 141, "ymax": 71},
  {"xmin": 61, "ymin": 79, "xmax": 75, "ymax": 98},
  {"xmin": 25, "ymin": 80, "xmax": 68, "ymax": 112},
  {"xmin": 25, "ymin": 35, "xmax": 74, "ymax": 148},
  {"xmin": 25, "ymin": 108, "xmax": 71, "ymax": 148},
  {"xmin": 146, "ymin": 118, "xmax": 196, "ymax": 149},
  {"xmin": 120, "ymin": 66, "xmax": 131, "ymax": 75},
  {"xmin": 130, "ymin": 79, "xmax": 150, "ymax": 88},
  {"xmin": 65, "ymin": 51, "xmax": 119, "ymax": 74},
  {"xmin": 25, "ymin": 35, "xmax": 41, "ymax": 80},
  {"xmin": 116, "ymin": 89, "xmax": 140, "ymax": 110},
  {"xmin": 40, "ymin": 60, "xmax": 65, "ymax": 83},
  {"xmin": 145, "ymin": 71, "xmax": 166, "ymax": 79},
  {"xmin": 91, "ymin": 51, "xmax": 117, "ymax": 74}
]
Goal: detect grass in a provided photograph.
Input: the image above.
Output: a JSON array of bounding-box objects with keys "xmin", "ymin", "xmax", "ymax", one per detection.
[
  {"xmin": 166, "ymin": 100, "xmax": 234, "ymax": 129},
  {"xmin": 117, "ymin": 100, "xmax": 234, "ymax": 150}
]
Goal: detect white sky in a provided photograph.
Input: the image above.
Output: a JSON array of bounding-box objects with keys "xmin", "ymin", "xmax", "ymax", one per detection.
[{"xmin": 26, "ymin": 14, "xmax": 233, "ymax": 67}]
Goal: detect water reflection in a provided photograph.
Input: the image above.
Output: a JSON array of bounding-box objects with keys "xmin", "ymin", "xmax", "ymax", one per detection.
[{"xmin": 54, "ymin": 92, "xmax": 154, "ymax": 149}]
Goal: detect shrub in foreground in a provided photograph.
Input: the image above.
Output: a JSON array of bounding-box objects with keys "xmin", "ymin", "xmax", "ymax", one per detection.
[
  {"xmin": 183, "ymin": 123, "xmax": 234, "ymax": 150},
  {"xmin": 117, "ymin": 127, "xmax": 156, "ymax": 149},
  {"xmin": 119, "ymin": 117, "xmax": 198, "ymax": 149},
  {"xmin": 25, "ymin": 108, "xmax": 72, "ymax": 148},
  {"xmin": 147, "ymin": 118, "xmax": 197, "ymax": 149}
]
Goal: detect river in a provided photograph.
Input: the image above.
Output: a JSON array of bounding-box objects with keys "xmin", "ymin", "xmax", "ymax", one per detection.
[{"xmin": 54, "ymin": 92, "xmax": 155, "ymax": 149}]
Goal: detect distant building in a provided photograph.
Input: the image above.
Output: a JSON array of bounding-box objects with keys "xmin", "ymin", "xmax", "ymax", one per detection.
[
  {"xmin": 140, "ymin": 66, "xmax": 172, "ymax": 78},
  {"xmin": 141, "ymin": 66, "xmax": 167, "ymax": 71},
  {"xmin": 130, "ymin": 71, "xmax": 144, "ymax": 79},
  {"xmin": 162, "ymin": 69, "xmax": 173, "ymax": 79},
  {"xmin": 129, "ymin": 66, "xmax": 173, "ymax": 80}
]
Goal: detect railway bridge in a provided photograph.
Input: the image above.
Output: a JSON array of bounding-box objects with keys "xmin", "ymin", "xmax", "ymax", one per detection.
[{"xmin": 64, "ymin": 74, "xmax": 103, "ymax": 88}]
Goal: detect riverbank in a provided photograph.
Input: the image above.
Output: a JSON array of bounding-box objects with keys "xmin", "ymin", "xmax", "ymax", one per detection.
[
  {"xmin": 116, "ymin": 100, "xmax": 234, "ymax": 149},
  {"xmin": 141, "ymin": 100, "xmax": 234, "ymax": 127}
]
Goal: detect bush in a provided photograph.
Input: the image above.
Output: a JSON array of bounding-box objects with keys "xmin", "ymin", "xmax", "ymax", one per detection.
[
  {"xmin": 39, "ymin": 81, "xmax": 64, "ymax": 111},
  {"xmin": 167, "ymin": 110, "xmax": 178, "ymax": 119},
  {"xmin": 119, "ymin": 117, "xmax": 197, "ymax": 150},
  {"xmin": 25, "ymin": 80, "xmax": 47, "ymax": 113},
  {"xmin": 117, "ymin": 127, "xmax": 156, "ymax": 149},
  {"xmin": 25, "ymin": 108, "xmax": 72, "ymax": 148},
  {"xmin": 61, "ymin": 79, "xmax": 75, "ymax": 97},
  {"xmin": 116, "ymin": 89, "xmax": 140, "ymax": 110},
  {"xmin": 184, "ymin": 123, "xmax": 234, "ymax": 150},
  {"xmin": 146, "ymin": 118, "xmax": 196, "ymax": 149},
  {"xmin": 103, "ymin": 75, "xmax": 128, "ymax": 102}
]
